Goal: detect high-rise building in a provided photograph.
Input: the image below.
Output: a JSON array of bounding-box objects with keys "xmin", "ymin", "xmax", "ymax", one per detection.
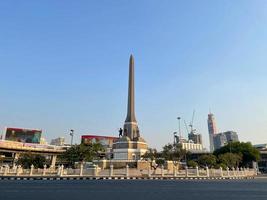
[
  {"xmin": 224, "ymin": 131, "xmax": 239, "ymax": 142},
  {"xmin": 207, "ymin": 113, "xmax": 217, "ymax": 152},
  {"xmin": 188, "ymin": 132, "xmax": 202, "ymax": 144},
  {"xmin": 50, "ymin": 137, "xmax": 65, "ymax": 146},
  {"xmin": 213, "ymin": 133, "xmax": 226, "ymax": 150},
  {"xmin": 213, "ymin": 131, "xmax": 239, "ymax": 150}
]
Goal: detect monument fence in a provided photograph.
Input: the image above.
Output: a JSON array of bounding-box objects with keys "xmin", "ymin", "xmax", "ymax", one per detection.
[{"xmin": 0, "ymin": 164, "xmax": 257, "ymax": 179}]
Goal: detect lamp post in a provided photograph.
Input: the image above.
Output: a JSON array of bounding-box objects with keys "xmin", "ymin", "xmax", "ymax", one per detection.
[
  {"xmin": 70, "ymin": 129, "xmax": 74, "ymax": 146},
  {"xmin": 173, "ymin": 132, "xmax": 177, "ymax": 146},
  {"xmin": 177, "ymin": 117, "xmax": 181, "ymax": 142},
  {"xmin": 224, "ymin": 140, "xmax": 233, "ymax": 168},
  {"xmin": 229, "ymin": 139, "xmax": 232, "ymax": 153}
]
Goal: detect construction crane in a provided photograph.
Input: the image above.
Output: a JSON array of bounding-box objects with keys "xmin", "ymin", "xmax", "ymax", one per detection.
[
  {"xmin": 187, "ymin": 110, "xmax": 203, "ymax": 144},
  {"xmin": 189, "ymin": 110, "xmax": 196, "ymax": 134},
  {"xmin": 184, "ymin": 120, "xmax": 190, "ymax": 135}
]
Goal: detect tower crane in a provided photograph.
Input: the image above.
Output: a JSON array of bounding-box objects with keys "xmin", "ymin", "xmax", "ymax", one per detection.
[
  {"xmin": 189, "ymin": 110, "xmax": 196, "ymax": 134},
  {"xmin": 184, "ymin": 120, "xmax": 190, "ymax": 136}
]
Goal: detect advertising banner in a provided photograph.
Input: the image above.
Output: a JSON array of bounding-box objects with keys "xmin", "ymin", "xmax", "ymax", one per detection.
[{"xmin": 5, "ymin": 127, "xmax": 42, "ymax": 144}]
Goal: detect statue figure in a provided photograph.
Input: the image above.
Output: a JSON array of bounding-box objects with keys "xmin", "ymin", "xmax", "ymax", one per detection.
[{"xmin": 119, "ymin": 128, "xmax": 123, "ymax": 138}]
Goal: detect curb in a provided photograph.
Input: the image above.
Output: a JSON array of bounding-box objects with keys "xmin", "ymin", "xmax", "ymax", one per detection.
[{"xmin": 0, "ymin": 176, "xmax": 255, "ymax": 181}]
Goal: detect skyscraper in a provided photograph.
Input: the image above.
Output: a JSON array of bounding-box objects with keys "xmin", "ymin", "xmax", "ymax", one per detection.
[
  {"xmin": 213, "ymin": 133, "xmax": 226, "ymax": 150},
  {"xmin": 207, "ymin": 113, "xmax": 217, "ymax": 152},
  {"xmin": 224, "ymin": 131, "xmax": 239, "ymax": 142},
  {"xmin": 213, "ymin": 131, "xmax": 239, "ymax": 150},
  {"xmin": 188, "ymin": 132, "xmax": 202, "ymax": 145}
]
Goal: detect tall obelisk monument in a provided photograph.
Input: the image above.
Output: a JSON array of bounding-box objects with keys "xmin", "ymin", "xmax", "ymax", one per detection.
[
  {"xmin": 112, "ymin": 55, "xmax": 147, "ymax": 161},
  {"xmin": 123, "ymin": 55, "xmax": 140, "ymax": 140}
]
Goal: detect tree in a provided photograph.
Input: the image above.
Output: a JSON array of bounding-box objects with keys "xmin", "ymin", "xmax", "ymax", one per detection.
[
  {"xmin": 218, "ymin": 153, "xmax": 242, "ymax": 168},
  {"xmin": 162, "ymin": 144, "xmax": 174, "ymax": 161},
  {"xmin": 17, "ymin": 153, "xmax": 46, "ymax": 168},
  {"xmin": 198, "ymin": 154, "xmax": 217, "ymax": 168},
  {"xmin": 161, "ymin": 143, "xmax": 187, "ymax": 165},
  {"xmin": 59, "ymin": 143, "xmax": 104, "ymax": 167},
  {"xmin": 142, "ymin": 148, "xmax": 158, "ymax": 161},
  {"xmin": 214, "ymin": 142, "xmax": 260, "ymax": 167},
  {"xmin": 187, "ymin": 160, "xmax": 198, "ymax": 168}
]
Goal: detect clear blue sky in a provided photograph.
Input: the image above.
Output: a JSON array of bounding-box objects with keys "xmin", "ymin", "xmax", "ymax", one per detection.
[{"xmin": 0, "ymin": 1, "xmax": 267, "ymax": 149}]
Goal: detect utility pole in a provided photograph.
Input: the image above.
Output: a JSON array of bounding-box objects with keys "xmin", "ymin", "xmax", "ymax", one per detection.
[{"xmin": 70, "ymin": 129, "xmax": 74, "ymax": 146}]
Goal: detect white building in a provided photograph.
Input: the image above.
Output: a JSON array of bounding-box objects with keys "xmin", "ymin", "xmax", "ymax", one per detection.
[
  {"xmin": 181, "ymin": 142, "xmax": 203, "ymax": 152},
  {"xmin": 50, "ymin": 137, "xmax": 65, "ymax": 146}
]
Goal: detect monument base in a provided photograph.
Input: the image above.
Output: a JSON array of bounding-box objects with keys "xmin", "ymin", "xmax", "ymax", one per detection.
[
  {"xmin": 94, "ymin": 159, "xmax": 150, "ymax": 170},
  {"xmin": 112, "ymin": 136, "xmax": 148, "ymax": 160}
]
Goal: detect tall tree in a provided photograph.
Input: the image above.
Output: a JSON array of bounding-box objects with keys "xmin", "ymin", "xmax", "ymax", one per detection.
[
  {"xmin": 198, "ymin": 154, "xmax": 217, "ymax": 168},
  {"xmin": 214, "ymin": 142, "xmax": 260, "ymax": 167},
  {"xmin": 218, "ymin": 153, "xmax": 242, "ymax": 168}
]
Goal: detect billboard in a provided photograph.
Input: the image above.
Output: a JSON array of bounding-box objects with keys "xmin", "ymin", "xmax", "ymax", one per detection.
[
  {"xmin": 5, "ymin": 127, "xmax": 42, "ymax": 144},
  {"xmin": 81, "ymin": 135, "xmax": 118, "ymax": 148}
]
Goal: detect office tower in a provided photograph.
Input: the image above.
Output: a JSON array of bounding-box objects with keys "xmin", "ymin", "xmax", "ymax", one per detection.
[{"xmin": 207, "ymin": 113, "xmax": 217, "ymax": 152}]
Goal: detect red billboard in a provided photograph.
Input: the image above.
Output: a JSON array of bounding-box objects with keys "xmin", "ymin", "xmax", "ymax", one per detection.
[{"xmin": 5, "ymin": 127, "xmax": 42, "ymax": 144}]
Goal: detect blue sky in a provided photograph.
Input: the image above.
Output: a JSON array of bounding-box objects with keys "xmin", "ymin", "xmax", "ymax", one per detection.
[{"xmin": 0, "ymin": 1, "xmax": 267, "ymax": 149}]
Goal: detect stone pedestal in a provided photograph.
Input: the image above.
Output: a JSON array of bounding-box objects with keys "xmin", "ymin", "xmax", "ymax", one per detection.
[
  {"xmin": 30, "ymin": 165, "xmax": 34, "ymax": 176},
  {"xmin": 185, "ymin": 166, "xmax": 189, "ymax": 177},
  {"xmin": 196, "ymin": 166, "xmax": 199, "ymax": 177},
  {"xmin": 206, "ymin": 166, "xmax": 210, "ymax": 177},
  {"xmin": 161, "ymin": 165, "xmax": 165, "ymax": 177},
  {"xmin": 220, "ymin": 167, "xmax": 223, "ymax": 177},
  {"xmin": 80, "ymin": 164, "xmax": 84, "ymax": 176},
  {"xmin": 60, "ymin": 165, "xmax": 64, "ymax": 176},
  {"xmin": 109, "ymin": 165, "xmax": 114, "ymax": 176},
  {"xmin": 93, "ymin": 165, "xmax": 98, "ymax": 176},
  {"xmin": 112, "ymin": 137, "xmax": 148, "ymax": 161},
  {"xmin": 173, "ymin": 166, "xmax": 177, "ymax": 177},
  {"xmin": 43, "ymin": 165, "xmax": 47, "ymax": 176},
  {"xmin": 125, "ymin": 165, "xmax": 129, "ymax": 177}
]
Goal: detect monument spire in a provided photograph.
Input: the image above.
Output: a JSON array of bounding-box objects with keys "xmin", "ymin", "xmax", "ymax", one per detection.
[
  {"xmin": 123, "ymin": 54, "xmax": 140, "ymax": 140},
  {"xmin": 112, "ymin": 55, "xmax": 147, "ymax": 160},
  {"xmin": 125, "ymin": 54, "xmax": 137, "ymax": 123}
]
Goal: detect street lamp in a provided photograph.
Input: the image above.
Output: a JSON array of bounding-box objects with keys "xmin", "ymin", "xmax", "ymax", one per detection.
[
  {"xmin": 229, "ymin": 139, "xmax": 233, "ymax": 153},
  {"xmin": 177, "ymin": 117, "xmax": 181, "ymax": 142},
  {"xmin": 70, "ymin": 129, "xmax": 74, "ymax": 146},
  {"xmin": 173, "ymin": 132, "xmax": 177, "ymax": 146}
]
